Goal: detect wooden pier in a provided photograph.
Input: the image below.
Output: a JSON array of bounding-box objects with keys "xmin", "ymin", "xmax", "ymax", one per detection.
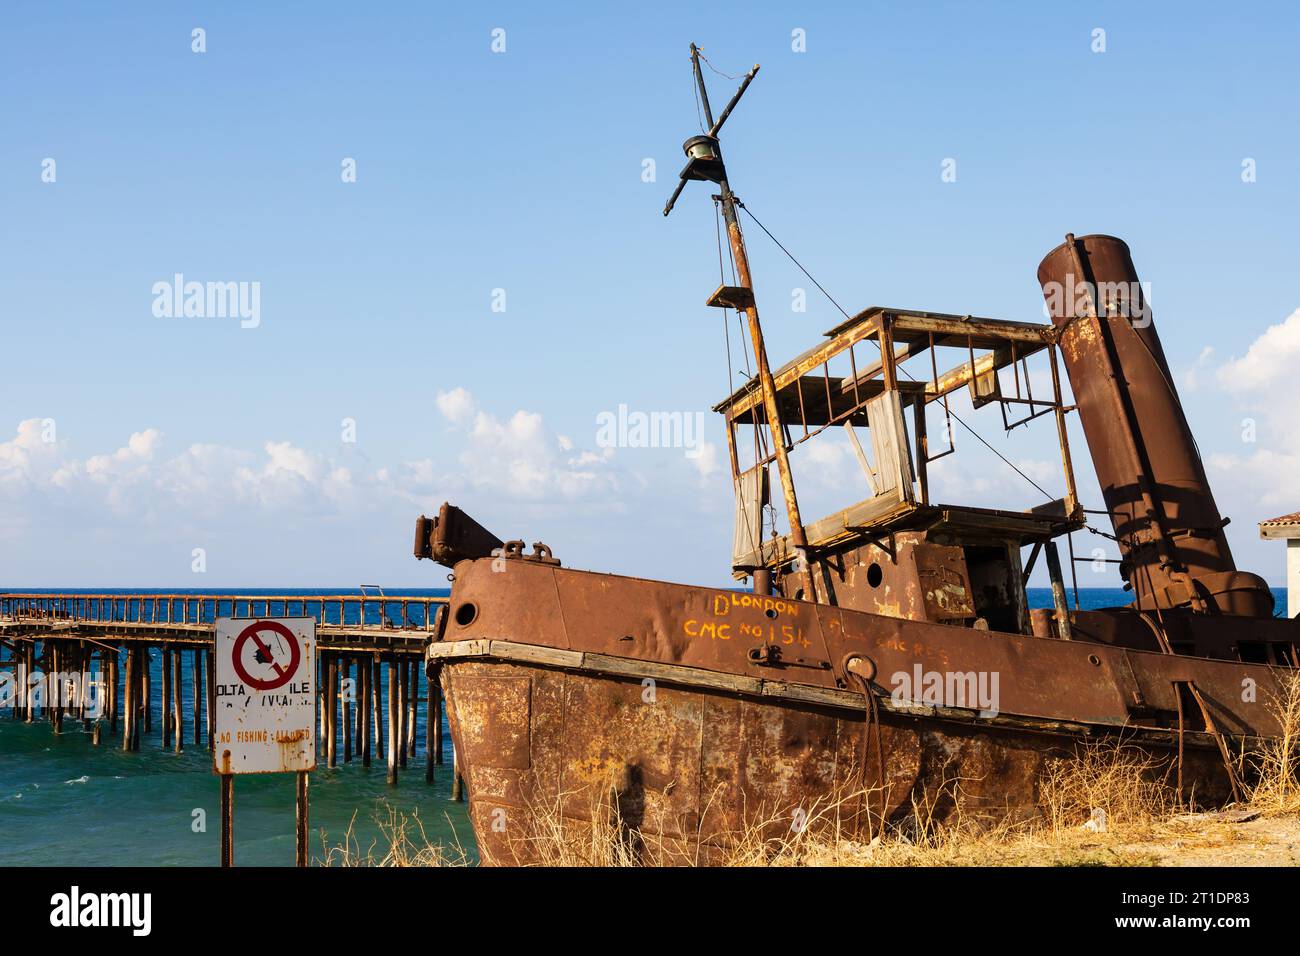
[{"xmin": 0, "ymin": 592, "xmax": 458, "ymax": 792}]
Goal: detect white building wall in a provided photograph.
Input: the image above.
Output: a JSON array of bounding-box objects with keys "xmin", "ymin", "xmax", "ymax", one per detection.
[{"xmin": 1288, "ymin": 538, "xmax": 1300, "ymax": 619}]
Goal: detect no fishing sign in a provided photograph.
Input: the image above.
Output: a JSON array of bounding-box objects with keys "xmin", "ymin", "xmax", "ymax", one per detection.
[{"xmin": 214, "ymin": 617, "xmax": 316, "ymax": 774}]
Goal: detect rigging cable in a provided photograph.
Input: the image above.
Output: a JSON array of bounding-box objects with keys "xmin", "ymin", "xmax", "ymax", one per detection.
[
  {"xmin": 696, "ymin": 49, "xmax": 745, "ymax": 81},
  {"xmin": 692, "ymin": 63, "xmax": 706, "ymax": 133}
]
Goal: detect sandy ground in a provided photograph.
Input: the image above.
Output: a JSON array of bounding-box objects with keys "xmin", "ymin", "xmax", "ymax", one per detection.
[
  {"xmin": 932, "ymin": 813, "xmax": 1300, "ymax": 867},
  {"xmin": 779, "ymin": 811, "xmax": 1300, "ymax": 867},
  {"xmin": 1095, "ymin": 814, "xmax": 1300, "ymax": 867}
]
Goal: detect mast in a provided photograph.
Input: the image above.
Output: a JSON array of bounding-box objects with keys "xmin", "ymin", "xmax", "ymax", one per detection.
[{"xmin": 666, "ymin": 44, "xmax": 816, "ymax": 601}]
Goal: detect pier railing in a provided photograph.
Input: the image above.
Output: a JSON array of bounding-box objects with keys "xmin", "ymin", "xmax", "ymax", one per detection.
[{"xmin": 0, "ymin": 592, "xmax": 448, "ymax": 631}]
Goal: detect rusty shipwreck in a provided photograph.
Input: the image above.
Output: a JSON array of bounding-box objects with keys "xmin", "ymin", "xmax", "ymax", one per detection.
[{"xmin": 413, "ymin": 48, "xmax": 1299, "ymax": 864}]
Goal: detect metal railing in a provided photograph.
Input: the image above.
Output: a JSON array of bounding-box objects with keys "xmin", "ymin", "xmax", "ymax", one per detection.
[{"xmin": 0, "ymin": 592, "xmax": 448, "ymax": 630}]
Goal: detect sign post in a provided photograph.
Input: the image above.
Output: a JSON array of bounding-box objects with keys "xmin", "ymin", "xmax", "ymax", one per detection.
[{"xmin": 214, "ymin": 617, "xmax": 317, "ymax": 867}]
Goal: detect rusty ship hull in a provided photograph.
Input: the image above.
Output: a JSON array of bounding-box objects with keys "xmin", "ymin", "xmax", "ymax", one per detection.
[{"xmin": 429, "ymin": 557, "xmax": 1290, "ymax": 865}]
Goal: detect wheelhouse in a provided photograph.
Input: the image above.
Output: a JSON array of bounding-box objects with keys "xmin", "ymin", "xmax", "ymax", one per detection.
[{"xmin": 714, "ymin": 303, "xmax": 1085, "ymax": 634}]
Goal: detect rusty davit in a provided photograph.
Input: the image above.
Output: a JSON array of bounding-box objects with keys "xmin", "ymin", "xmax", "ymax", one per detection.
[{"xmin": 414, "ymin": 47, "xmax": 1297, "ymax": 864}]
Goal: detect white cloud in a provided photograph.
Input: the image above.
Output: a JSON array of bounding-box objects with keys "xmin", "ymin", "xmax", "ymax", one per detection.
[
  {"xmin": 1216, "ymin": 307, "xmax": 1300, "ymax": 396},
  {"xmin": 1211, "ymin": 306, "xmax": 1300, "ymax": 461},
  {"xmin": 1181, "ymin": 345, "xmax": 1215, "ymax": 392},
  {"xmin": 1207, "ymin": 448, "xmax": 1300, "ymax": 511},
  {"xmin": 1201, "ymin": 307, "xmax": 1300, "ymax": 577},
  {"xmin": 450, "ymin": 406, "xmax": 619, "ymax": 499},
  {"xmin": 689, "ymin": 440, "xmax": 721, "ymax": 480},
  {"xmin": 0, "ymin": 394, "xmax": 734, "ymax": 584},
  {"xmin": 435, "ymin": 387, "xmax": 477, "ymax": 425},
  {"xmin": 85, "ymin": 428, "xmax": 160, "ymax": 480},
  {"xmin": 0, "ymin": 418, "xmax": 60, "ymax": 489}
]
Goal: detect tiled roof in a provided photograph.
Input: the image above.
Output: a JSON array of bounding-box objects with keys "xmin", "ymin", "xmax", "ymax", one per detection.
[
  {"xmin": 1260, "ymin": 512, "xmax": 1300, "ymax": 538},
  {"xmin": 1261, "ymin": 512, "xmax": 1300, "ymax": 527}
]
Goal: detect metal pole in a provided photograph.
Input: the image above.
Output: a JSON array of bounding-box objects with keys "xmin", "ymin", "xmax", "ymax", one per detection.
[
  {"xmin": 687, "ymin": 46, "xmax": 813, "ymax": 600},
  {"xmin": 220, "ymin": 773, "xmax": 234, "ymax": 867},
  {"xmin": 295, "ymin": 771, "xmax": 309, "ymax": 868},
  {"xmin": 1045, "ymin": 542, "xmax": 1073, "ymax": 640},
  {"xmin": 720, "ymin": 195, "xmax": 815, "ymax": 599}
]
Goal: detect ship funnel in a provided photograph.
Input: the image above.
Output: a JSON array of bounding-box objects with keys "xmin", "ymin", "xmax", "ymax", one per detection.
[{"xmin": 1036, "ymin": 234, "xmax": 1273, "ymax": 617}]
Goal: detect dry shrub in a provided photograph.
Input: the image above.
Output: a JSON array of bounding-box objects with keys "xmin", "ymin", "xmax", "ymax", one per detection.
[
  {"xmin": 1038, "ymin": 738, "xmax": 1171, "ymax": 837},
  {"xmin": 321, "ymin": 806, "xmax": 470, "ymax": 867},
  {"xmin": 1243, "ymin": 668, "xmax": 1300, "ymax": 816},
  {"xmin": 502, "ymin": 767, "xmax": 1012, "ymax": 867},
  {"xmin": 493, "ymin": 779, "xmax": 881, "ymax": 867},
  {"xmin": 500, "ymin": 788, "xmax": 649, "ymax": 867},
  {"xmin": 721, "ymin": 783, "xmax": 881, "ymax": 867}
]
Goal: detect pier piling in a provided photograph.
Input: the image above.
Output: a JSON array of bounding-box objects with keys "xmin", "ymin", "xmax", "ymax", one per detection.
[
  {"xmin": 206, "ymin": 647, "xmax": 215, "ymax": 752},
  {"xmin": 161, "ymin": 646, "xmax": 172, "ymax": 749},
  {"xmin": 408, "ymin": 662, "xmax": 419, "ymax": 760},
  {"xmin": 397, "ymin": 659, "xmax": 408, "ymax": 770},
  {"xmin": 360, "ymin": 656, "xmax": 372, "ymax": 768},
  {"xmin": 142, "ymin": 651, "xmax": 151, "ymax": 735},
  {"xmin": 172, "ymin": 648, "xmax": 183, "ymax": 753},
  {"xmin": 342, "ymin": 654, "xmax": 352, "ymax": 764},
  {"xmin": 372, "ymin": 659, "xmax": 384, "ymax": 761},
  {"xmin": 326, "ymin": 652, "xmax": 338, "ymax": 769},
  {"xmin": 192, "ymin": 649, "xmax": 201, "ymax": 746},
  {"xmin": 425, "ymin": 665, "xmax": 435, "ymax": 784},
  {"xmin": 433, "ymin": 674, "xmax": 443, "ymax": 765},
  {"xmin": 122, "ymin": 648, "xmax": 134, "ymax": 752},
  {"xmin": 108, "ymin": 647, "xmax": 118, "ymax": 733},
  {"xmin": 386, "ymin": 658, "xmax": 398, "ymax": 786},
  {"xmin": 51, "ymin": 642, "xmax": 62, "ymax": 734}
]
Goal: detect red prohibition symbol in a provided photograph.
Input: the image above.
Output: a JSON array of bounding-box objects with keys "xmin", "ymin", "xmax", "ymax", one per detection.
[{"xmin": 231, "ymin": 620, "xmax": 302, "ymax": 691}]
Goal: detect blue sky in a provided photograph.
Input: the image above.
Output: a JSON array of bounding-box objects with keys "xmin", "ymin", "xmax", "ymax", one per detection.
[{"xmin": 2, "ymin": 2, "xmax": 1298, "ymax": 587}]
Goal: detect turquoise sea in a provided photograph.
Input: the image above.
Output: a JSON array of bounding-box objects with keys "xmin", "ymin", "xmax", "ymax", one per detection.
[{"xmin": 0, "ymin": 585, "xmax": 1287, "ymax": 866}]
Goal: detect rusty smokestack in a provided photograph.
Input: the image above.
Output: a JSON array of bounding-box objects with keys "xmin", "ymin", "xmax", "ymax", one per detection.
[{"xmin": 1036, "ymin": 234, "xmax": 1272, "ymax": 617}]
